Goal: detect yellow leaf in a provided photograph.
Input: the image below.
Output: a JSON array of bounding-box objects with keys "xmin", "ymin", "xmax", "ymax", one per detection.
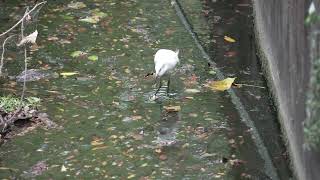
[
  {"xmin": 124, "ymin": 68, "xmax": 131, "ymax": 74},
  {"xmin": 91, "ymin": 140, "xmax": 104, "ymax": 146},
  {"xmin": 92, "ymin": 145, "xmax": 108, "ymax": 151},
  {"xmin": 207, "ymin": 78, "xmax": 236, "ymax": 91},
  {"xmin": 131, "ymin": 115, "xmax": 142, "ymax": 121},
  {"xmin": 60, "ymin": 72, "xmax": 79, "ymax": 76},
  {"xmin": 224, "ymin": 36, "xmax": 236, "ymax": 43},
  {"xmin": 128, "ymin": 174, "xmax": 136, "ymax": 179}
]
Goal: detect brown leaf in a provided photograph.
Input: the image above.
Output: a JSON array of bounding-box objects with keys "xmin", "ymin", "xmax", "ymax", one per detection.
[
  {"xmin": 224, "ymin": 51, "xmax": 237, "ymax": 57},
  {"xmin": 159, "ymin": 154, "xmax": 167, "ymax": 161},
  {"xmin": 131, "ymin": 133, "xmax": 143, "ymax": 141},
  {"xmin": 165, "ymin": 28, "xmax": 175, "ymax": 36},
  {"xmin": 164, "ymin": 106, "xmax": 181, "ymax": 112}
]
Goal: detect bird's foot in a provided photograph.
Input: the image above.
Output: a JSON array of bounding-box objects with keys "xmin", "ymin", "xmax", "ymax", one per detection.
[{"xmin": 150, "ymin": 94, "xmax": 159, "ymax": 101}]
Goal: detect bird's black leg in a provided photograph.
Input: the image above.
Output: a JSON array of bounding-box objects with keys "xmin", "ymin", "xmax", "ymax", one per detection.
[
  {"xmin": 155, "ymin": 78, "xmax": 162, "ymax": 96},
  {"xmin": 167, "ymin": 76, "xmax": 171, "ymax": 94}
]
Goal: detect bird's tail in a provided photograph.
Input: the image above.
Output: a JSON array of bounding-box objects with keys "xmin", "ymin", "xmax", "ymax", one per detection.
[
  {"xmin": 175, "ymin": 49, "xmax": 180, "ymax": 64},
  {"xmin": 175, "ymin": 49, "xmax": 179, "ymax": 56}
]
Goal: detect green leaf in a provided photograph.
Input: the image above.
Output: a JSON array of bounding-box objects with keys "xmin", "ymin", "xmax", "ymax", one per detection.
[
  {"xmin": 88, "ymin": 55, "xmax": 98, "ymax": 61},
  {"xmin": 71, "ymin": 51, "xmax": 85, "ymax": 58}
]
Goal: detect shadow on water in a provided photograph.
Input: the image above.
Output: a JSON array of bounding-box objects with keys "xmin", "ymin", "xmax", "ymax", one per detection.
[{"xmin": 0, "ymin": 0, "xmax": 292, "ymax": 179}]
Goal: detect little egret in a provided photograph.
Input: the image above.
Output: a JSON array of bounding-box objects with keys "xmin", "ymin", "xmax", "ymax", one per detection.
[{"xmin": 154, "ymin": 49, "xmax": 180, "ymax": 96}]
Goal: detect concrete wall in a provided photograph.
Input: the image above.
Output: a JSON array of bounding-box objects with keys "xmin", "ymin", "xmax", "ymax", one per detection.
[{"xmin": 252, "ymin": 0, "xmax": 320, "ymax": 179}]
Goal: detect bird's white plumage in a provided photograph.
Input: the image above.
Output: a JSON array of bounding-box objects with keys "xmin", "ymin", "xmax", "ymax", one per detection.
[{"xmin": 154, "ymin": 49, "xmax": 179, "ymax": 78}]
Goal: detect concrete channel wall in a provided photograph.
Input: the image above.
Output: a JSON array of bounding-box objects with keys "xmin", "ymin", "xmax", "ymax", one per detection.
[{"xmin": 252, "ymin": 0, "xmax": 320, "ymax": 179}]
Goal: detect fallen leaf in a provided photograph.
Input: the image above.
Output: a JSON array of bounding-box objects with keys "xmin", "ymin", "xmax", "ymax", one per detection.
[
  {"xmin": 92, "ymin": 145, "xmax": 108, "ymax": 151},
  {"xmin": 131, "ymin": 133, "xmax": 143, "ymax": 140},
  {"xmin": 224, "ymin": 51, "xmax": 237, "ymax": 57},
  {"xmin": 131, "ymin": 116, "xmax": 142, "ymax": 120},
  {"xmin": 79, "ymin": 10, "xmax": 107, "ymax": 24},
  {"xmin": 59, "ymin": 39, "xmax": 71, "ymax": 44},
  {"xmin": 224, "ymin": 36, "xmax": 236, "ymax": 43},
  {"xmin": 183, "ymin": 74, "xmax": 198, "ymax": 87},
  {"xmin": 185, "ymin": 89, "xmax": 201, "ymax": 93},
  {"xmin": 61, "ymin": 165, "xmax": 67, "ymax": 172},
  {"xmin": 88, "ymin": 55, "xmax": 98, "ymax": 61},
  {"xmin": 159, "ymin": 154, "xmax": 167, "ymax": 161},
  {"xmin": 128, "ymin": 174, "xmax": 136, "ymax": 179},
  {"xmin": 47, "ymin": 36, "xmax": 59, "ymax": 41},
  {"xmin": 206, "ymin": 78, "xmax": 236, "ymax": 91},
  {"xmin": 230, "ymin": 159, "xmax": 246, "ymax": 166},
  {"xmin": 189, "ymin": 113, "xmax": 198, "ymax": 117},
  {"xmin": 88, "ymin": 116, "xmax": 95, "ymax": 119},
  {"xmin": 165, "ymin": 28, "xmax": 175, "ymax": 36},
  {"xmin": 60, "ymin": 72, "xmax": 79, "ymax": 76},
  {"xmin": 164, "ymin": 106, "xmax": 181, "ymax": 112},
  {"xmin": 208, "ymin": 70, "xmax": 216, "ymax": 75},
  {"xmin": 91, "ymin": 140, "xmax": 104, "ymax": 146},
  {"xmin": 155, "ymin": 148, "xmax": 162, "ymax": 154},
  {"xmin": 17, "ymin": 30, "xmax": 38, "ymax": 46},
  {"xmin": 71, "ymin": 51, "xmax": 86, "ymax": 58},
  {"xmin": 68, "ymin": 2, "xmax": 87, "ymax": 9},
  {"xmin": 124, "ymin": 68, "xmax": 131, "ymax": 74},
  {"xmin": 80, "ymin": 16, "xmax": 100, "ymax": 23},
  {"xmin": 184, "ymin": 96, "xmax": 194, "ymax": 100}
]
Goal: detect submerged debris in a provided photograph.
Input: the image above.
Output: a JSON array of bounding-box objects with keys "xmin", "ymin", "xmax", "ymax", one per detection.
[
  {"xmin": 21, "ymin": 161, "xmax": 48, "ymax": 178},
  {"xmin": 15, "ymin": 69, "xmax": 58, "ymax": 82}
]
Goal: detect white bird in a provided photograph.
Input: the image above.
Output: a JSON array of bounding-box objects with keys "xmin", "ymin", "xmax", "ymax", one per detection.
[{"xmin": 154, "ymin": 49, "xmax": 180, "ymax": 95}]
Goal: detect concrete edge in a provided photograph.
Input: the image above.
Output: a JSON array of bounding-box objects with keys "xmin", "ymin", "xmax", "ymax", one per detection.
[{"xmin": 251, "ymin": 1, "xmax": 304, "ymax": 179}]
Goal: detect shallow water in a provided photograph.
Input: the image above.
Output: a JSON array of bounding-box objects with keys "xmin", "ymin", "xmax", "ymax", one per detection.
[{"xmin": 0, "ymin": 0, "xmax": 292, "ymax": 179}]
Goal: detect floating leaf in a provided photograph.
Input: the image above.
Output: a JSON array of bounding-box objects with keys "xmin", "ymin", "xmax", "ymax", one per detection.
[
  {"xmin": 159, "ymin": 154, "xmax": 168, "ymax": 161},
  {"xmin": 131, "ymin": 133, "xmax": 143, "ymax": 140},
  {"xmin": 164, "ymin": 106, "xmax": 181, "ymax": 112},
  {"xmin": 79, "ymin": 10, "xmax": 107, "ymax": 24},
  {"xmin": 185, "ymin": 89, "xmax": 201, "ymax": 93},
  {"xmin": 208, "ymin": 70, "xmax": 216, "ymax": 75},
  {"xmin": 17, "ymin": 30, "xmax": 38, "ymax": 46},
  {"xmin": 92, "ymin": 10, "xmax": 107, "ymax": 18},
  {"xmin": 60, "ymin": 72, "xmax": 79, "ymax": 76},
  {"xmin": 92, "ymin": 146, "xmax": 107, "ymax": 151},
  {"xmin": 67, "ymin": 2, "xmax": 87, "ymax": 9},
  {"xmin": 71, "ymin": 51, "xmax": 86, "ymax": 58},
  {"xmin": 47, "ymin": 36, "xmax": 59, "ymax": 41},
  {"xmin": 206, "ymin": 77, "xmax": 236, "ymax": 91},
  {"xmin": 88, "ymin": 55, "xmax": 98, "ymax": 61},
  {"xmin": 124, "ymin": 68, "xmax": 131, "ymax": 74},
  {"xmin": 91, "ymin": 140, "xmax": 104, "ymax": 146},
  {"xmin": 80, "ymin": 16, "xmax": 100, "ymax": 23},
  {"xmin": 128, "ymin": 174, "xmax": 136, "ymax": 179},
  {"xmin": 61, "ymin": 165, "xmax": 67, "ymax": 172},
  {"xmin": 88, "ymin": 115, "xmax": 96, "ymax": 119},
  {"xmin": 131, "ymin": 115, "xmax": 142, "ymax": 120},
  {"xmin": 60, "ymin": 15, "xmax": 74, "ymax": 20},
  {"xmin": 224, "ymin": 51, "xmax": 237, "ymax": 57},
  {"xmin": 224, "ymin": 36, "xmax": 236, "ymax": 43}
]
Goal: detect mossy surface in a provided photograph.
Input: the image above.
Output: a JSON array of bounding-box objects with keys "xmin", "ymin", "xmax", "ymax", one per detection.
[{"xmin": 0, "ymin": 96, "xmax": 40, "ymax": 112}]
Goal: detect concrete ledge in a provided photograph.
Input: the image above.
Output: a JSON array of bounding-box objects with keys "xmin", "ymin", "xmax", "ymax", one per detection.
[{"xmin": 252, "ymin": 0, "xmax": 320, "ymax": 179}]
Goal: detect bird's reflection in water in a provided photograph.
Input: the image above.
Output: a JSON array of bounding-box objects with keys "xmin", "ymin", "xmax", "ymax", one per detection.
[{"xmin": 153, "ymin": 102, "xmax": 181, "ymax": 147}]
